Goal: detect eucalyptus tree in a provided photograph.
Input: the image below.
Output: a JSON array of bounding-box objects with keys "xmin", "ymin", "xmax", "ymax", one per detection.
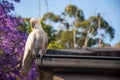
[
  {"xmin": 77, "ymin": 14, "xmax": 115, "ymax": 47},
  {"xmin": 41, "ymin": 5, "xmax": 115, "ymax": 49},
  {"xmin": 59, "ymin": 5, "xmax": 84, "ymax": 48}
]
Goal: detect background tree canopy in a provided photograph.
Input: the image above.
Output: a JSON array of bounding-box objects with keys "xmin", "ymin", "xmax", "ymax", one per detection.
[{"xmin": 40, "ymin": 5, "xmax": 115, "ymax": 49}]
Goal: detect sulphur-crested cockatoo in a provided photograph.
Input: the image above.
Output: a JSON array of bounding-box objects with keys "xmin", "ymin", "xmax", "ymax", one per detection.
[{"xmin": 21, "ymin": 18, "xmax": 48, "ymax": 76}]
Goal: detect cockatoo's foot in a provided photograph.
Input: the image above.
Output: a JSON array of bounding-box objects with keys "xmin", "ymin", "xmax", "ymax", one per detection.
[
  {"xmin": 40, "ymin": 53, "xmax": 43, "ymax": 59},
  {"xmin": 37, "ymin": 50, "xmax": 43, "ymax": 58},
  {"xmin": 32, "ymin": 53, "xmax": 36, "ymax": 59},
  {"xmin": 36, "ymin": 53, "xmax": 41, "ymax": 58},
  {"xmin": 32, "ymin": 53, "xmax": 42, "ymax": 59}
]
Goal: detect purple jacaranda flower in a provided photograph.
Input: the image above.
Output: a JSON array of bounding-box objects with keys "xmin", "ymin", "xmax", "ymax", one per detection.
[{"xmin": 0, "ymin": 0, "xmax": 38, "ymax": 79}]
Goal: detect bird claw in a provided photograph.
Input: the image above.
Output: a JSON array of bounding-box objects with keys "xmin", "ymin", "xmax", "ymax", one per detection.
[
  {"xmin": 32, "ymin": 54, "xmax": 36, "ymax": 59},
  {"xmin": 36, "ymin": 54, "xmax": 41, "ymax": 58},
  {"xmin": 32, "ymin": 53, "xmax": 42, "ymax": 59}
]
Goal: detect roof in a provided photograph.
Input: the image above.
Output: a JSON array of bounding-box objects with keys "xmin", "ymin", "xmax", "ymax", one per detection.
[
  {"xmin": 35, "ymin": 47, "xmax": 120, "ymax": 74},
  {"xmin": 45, "ymin": 47, "xmax": 120, "ymax": 57}
]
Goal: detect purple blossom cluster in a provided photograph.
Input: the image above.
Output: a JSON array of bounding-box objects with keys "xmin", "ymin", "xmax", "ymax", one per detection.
[{"xmin": 0, "ymin": 0, "xmax": 38, "ymax": 80}]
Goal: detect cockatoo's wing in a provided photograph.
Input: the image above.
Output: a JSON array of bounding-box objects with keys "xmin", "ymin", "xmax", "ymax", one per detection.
[
  {"xmin": 21, "ymin": 31, "xmax": 36, "ymax": 76},
  {"xmin": 33, "ymin": 23, "xmax": 48, "ymax": 58},
  {"xmin": 40, "ymin": 33, "xmax": 48, "ymax": 58},
  {"xmin": 21, "ymin": 18, "xmax": 48, "ymax": 77}
]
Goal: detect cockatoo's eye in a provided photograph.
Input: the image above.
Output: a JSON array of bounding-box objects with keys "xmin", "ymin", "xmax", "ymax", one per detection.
[{"xmin": 32, "ymin": 23, "xmax": 35, "ymax": 28}]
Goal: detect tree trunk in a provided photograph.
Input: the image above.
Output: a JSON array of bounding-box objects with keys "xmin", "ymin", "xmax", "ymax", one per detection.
[{"xmin": 83, "ymin": 27, "xmax": 95, "ymax": 48}]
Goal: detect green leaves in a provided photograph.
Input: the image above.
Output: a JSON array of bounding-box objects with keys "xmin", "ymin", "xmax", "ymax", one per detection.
[
  {"xmin": 65, "ymin": 5, "xmax": 84, "ymax": 20},
  {"xmin": 40, "ymin": 5, "xmax": 115, "ymax": 49},
  {"xmin": 42, "ymin": 12, "xmax": 60, "ymax": 22},
  {"xmin": 65, "ymin": 5, "xmax": 77, "ymax": 17}
]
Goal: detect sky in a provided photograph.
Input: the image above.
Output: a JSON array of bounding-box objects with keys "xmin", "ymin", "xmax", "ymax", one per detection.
[{"xmin": 14, "ymin": 0, "xmax": 120, "ymax": 46}]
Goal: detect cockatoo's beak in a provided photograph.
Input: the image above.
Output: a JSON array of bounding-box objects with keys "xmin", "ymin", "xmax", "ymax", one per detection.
[
  {"xmin": 31, "ymin": 23, "xmax": 35, "ymax": 28},
  {"xmin": 30, "ymin": 18, "xmax": 37, "ymax": 29}
]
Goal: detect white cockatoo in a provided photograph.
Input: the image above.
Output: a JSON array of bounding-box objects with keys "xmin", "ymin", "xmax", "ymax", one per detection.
[{"xmin": 21, "ymin": 18, "xmax": 48, "ymax": 76}]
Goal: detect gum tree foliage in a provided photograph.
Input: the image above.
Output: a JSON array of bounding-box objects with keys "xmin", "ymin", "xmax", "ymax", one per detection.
[
  {"xmin": 42, "ymin": 5, "xmax": 115, "ymax": 49},
  {"xmin": 59, "ymin": 5, "xmax": 114, "ymax": 48},
  {"xmin": 77, "ymin": 16, "xmax": 115, "ymax": 47},
  {"xmin": 60, "ymin": 5, "xmax": 85, "ymax": 48},
  {"xmin": 0, "ymin": 0, "xmax": 38, "ymax": 80}
]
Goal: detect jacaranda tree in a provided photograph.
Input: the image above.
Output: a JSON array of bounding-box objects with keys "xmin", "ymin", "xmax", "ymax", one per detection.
[{"xmin": 0, "ymin": 0, "xmax": 38, "ymax": 80}]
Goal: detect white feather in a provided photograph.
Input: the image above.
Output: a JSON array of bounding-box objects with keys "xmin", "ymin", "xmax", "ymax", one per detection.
[{"xmin": 21, "ymin": 18, "xmax": 48, "ymax": 76}]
